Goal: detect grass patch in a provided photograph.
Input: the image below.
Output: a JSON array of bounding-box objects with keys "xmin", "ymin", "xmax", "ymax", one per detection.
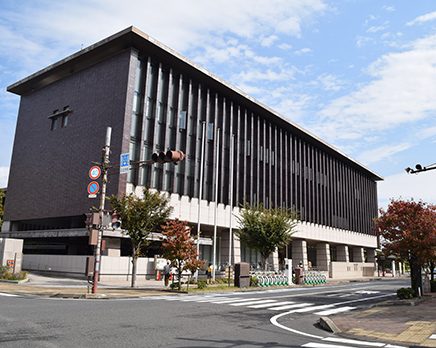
[{"xmin": 0, "ymin": 265, "xmax": 28, "ymax": 281}]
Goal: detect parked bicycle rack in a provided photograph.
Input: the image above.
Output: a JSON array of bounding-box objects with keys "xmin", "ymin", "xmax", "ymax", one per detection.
[
  {"xmin": 251, "ymin": 271, "xmax": 290, "ymax": 287},
  {"xmin": 302, "ymin": 271, "xmax": 327, "ymax": 284}
]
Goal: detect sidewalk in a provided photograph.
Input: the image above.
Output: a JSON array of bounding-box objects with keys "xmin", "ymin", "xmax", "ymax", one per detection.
[
  {"xmin": 0, "ymin": 273, "xmax": 169, "ymax": 298},
  {"xmin": 324, "ymin": 293, "xmax": 436, "ymax": 347},
  {"xmin": 0, "ymin": 273, "xmax": 383, "ymax": 298},
  {"xmin": 1, "ymin": 274, "xmax": 435, "ymax": 347}
]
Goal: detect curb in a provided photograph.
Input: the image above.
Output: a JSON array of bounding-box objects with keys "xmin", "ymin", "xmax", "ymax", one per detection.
[
  {"xmin": 319, "ymin": 317, "xmax": 341, "ymax": 334},
  {"xmin": 0, "ymin": 278, "xmax": 29, "ymax": 284},
  {"xmin": 374, "ymin": 295, "xmax": 432, "ymax": 307}
]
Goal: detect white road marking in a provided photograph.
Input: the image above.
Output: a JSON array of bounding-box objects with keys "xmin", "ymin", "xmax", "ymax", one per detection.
[
  {"xmin": 315, "ymin": 306, "xmax": 356, "ymax": 316},
  {"xmin": 355, "ymin": 290, "xmax": 380, "ymax": 294},
  {"xmin": 323, "ymin": 337, "xmax": 385, "ymax": 346},
  {"xmin": 290, "ymin": 304, "xmax": 335, "ymax": 313},
  {"xmin": 208, "ymin": 297, "xmax": 259, "ymax": 304},
  {"xmin": 229, "ymin": 299, "xmax": 277, "ymax": 306},
  {"xmin": 0, "ymin": 292, "xmax": 18, "ymax": 297},
  {"xmin": 268, "ymin": 302, "xmax": 313, "ymax": 311},
  {"xmin": 303, "ymin": 343, "xmax": 361, "ymax": 348},
  {"xmin": 248, "ymin": 301, "xmax": 295, "ymax": 308}
]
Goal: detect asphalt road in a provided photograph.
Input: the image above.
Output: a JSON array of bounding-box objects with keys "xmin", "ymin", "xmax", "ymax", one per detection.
[{"xmin": 0, "ymin": 279, "xmax": 409, "ymax": 348}]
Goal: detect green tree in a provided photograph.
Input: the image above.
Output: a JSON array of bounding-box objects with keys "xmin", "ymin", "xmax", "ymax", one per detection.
[
  {"xmin": 109, "ymin": 188, "xmax": 173, "ymax": 288},
  {"xmin": 0, "ymin": 189, "xmax": 4, "ymax": 230},
  {"xmin": 235, "ymin": 202, "xmax": 298, "ymax": 270},
  {"xmin": 374, "ymin": 198, "xmax": 436, "ymax": 294},
  {"xmin": 161, "ymin": 219, "xmax": 206, "ymax": 291}
]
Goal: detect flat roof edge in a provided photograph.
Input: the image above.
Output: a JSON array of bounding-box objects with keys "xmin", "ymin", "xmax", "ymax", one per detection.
[{"xmin": 7, "ymin": 26, "xmax": 383, "ymax": 181}]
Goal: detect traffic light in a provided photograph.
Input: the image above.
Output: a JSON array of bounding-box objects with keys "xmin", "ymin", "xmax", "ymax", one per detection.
[
  {"xmin": 84, "ymin": 212, "xmax": 99, "ymax": 230},
  {"xmin": 151, "ymin": 150, "xmax": 185, "ymax": 165},
  {"xmin": 111, "ymin": 211, "xmax": 121, "ymax": 230}
]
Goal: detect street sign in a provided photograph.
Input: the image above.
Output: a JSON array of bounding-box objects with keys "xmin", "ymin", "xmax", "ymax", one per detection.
[
  {"xmin": 89, "ymin": 166, "xmax": 101, "ymax": 180},
  {"xmin": 87, "ymin": 181, "xmax": 99, "ymax": 195},
  {"xmin": 120, "ymin": 153, "xmax": 130, "ymax": 174}
]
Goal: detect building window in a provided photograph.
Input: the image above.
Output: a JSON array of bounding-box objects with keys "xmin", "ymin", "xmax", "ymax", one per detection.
[
  {"xmin": 179, "ymin": 110, "xmax": 186, "ymax": 130},
  {"xmin": 61, "ymin": 115, "xmax": 68, "ymax": 128},
  {"xmin": 49, "ymin": 106, "xmax": 71, "ymax": 131},
  {"xmin": 207, "ymin": 123, "xmax": 214, "ymax": 140},
  {"xmin": 51, "ymin": 116, "xmax": 58, "ymax": 131}
]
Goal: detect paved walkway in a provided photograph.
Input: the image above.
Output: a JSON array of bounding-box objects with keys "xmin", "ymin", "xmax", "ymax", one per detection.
[
  {"xmin": 1, "ymin": 274, "xmax": 435, "ymax": 347},
  {"xmin": 330, "ymin": 293, "xmax": 436, "ymax": 347}
]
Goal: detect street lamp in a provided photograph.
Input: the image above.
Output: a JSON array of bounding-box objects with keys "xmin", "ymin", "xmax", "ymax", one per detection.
[{"xmin": 405, "ymin": 163, "xmax": 436, "ymax": 174}]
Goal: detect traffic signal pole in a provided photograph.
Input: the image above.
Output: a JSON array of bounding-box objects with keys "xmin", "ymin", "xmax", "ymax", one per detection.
[
  {"xmin": 92, "ymin": 126, "xmax": 111, "ymax": 294},
  {"xmin": 88, "ymin": 127, "xmax": 184, "ymax": 293}
]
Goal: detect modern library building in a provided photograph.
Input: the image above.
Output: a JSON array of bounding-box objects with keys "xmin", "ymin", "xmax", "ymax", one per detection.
[{"xmin": 2, "ymin": 27, "xmax": 382, "ymax": 279}]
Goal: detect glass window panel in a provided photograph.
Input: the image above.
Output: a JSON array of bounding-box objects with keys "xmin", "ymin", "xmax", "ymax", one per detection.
[
  {"xmin": 179, "ymin": 110, "xmax": 186, "ymax": 129},
  {"xmin": 61, "ymin": 115, "xmax": 68, "ymax": 128},
  {"xmin": 51, "ymin": 117, "xmax": 58, "ymax": 131},
  {"xmin": 207, "ymin": 123, "xmax": 214, "ymax": 140}
]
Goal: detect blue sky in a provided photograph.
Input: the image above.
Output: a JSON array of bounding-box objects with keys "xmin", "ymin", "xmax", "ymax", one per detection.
[{"xmin": 1, "ymin": 0, "xmax": 436, "ymax": 210}]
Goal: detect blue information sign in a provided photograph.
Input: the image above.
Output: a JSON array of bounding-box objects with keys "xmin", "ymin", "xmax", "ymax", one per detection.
[{"xmin": 120, "ymin": 153, "xmax": 130, "ymax": 174}]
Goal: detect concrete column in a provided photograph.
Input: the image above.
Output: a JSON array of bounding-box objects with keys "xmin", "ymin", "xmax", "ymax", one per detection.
[
  {"xmin": 233, "ymin": 237, "xmax": 241, "ymax": 264},
  {"xmin": 292, "ymin": 239, "xmax": 307, "ymax": 270},
  {"xmin": 337, "ymin": 245, "xmax": 349, "ymax": 262},
  {"xmin": 267, "ymin": 250, "xmax": 279, "ymax": 271},
  {"xmin": 392, "ymin": 260, "xmax": 396, "ymax": 277},
  {"xmin": 220, "ymin": 229, "xmax": 230, "ymax": 266},
  {"xmin": 316, "ymin": 242, "xmax": 330, "ymax": 272},
  {"xmin": 353, "ymin": 247, "xmax": 365, "ymax": 263},
  {"xmin": 399, "ymin": 262, "xmax": 402, "ymax": 275},
  {"xmin": 366, "ymin": 248, "xmax": 376, "ymax": 263},
  {"xmin": 221, "ymin": 229, "xmax": 241, "ymax": 266}
]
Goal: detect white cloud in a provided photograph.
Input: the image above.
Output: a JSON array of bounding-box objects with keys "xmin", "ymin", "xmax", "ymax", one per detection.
[
  {"xmin": 314, "ymin": 33, "xmax": 436, "ymax": 142},
  {"xmin": 358, "ymin": 143, "xmax": 413, "ymax": 166},
  {"xmin": 231, "ymin": 66, "xmax": 298, "ymax": 84},
  {"xmin": 315, "ymin": 73, "xmax": 346, "ymax": 91},
  {"xmin": 378, "ymin": 171, "xmax": 436, "ymax": 210},
  {"xmin": 356, "ymin": 36, "xmax": 375, "ymax": 48},
  {"xmin": 295, "ymin": 47, "xmax": 313, "ymax": 55},
  {"xmin": 261, "ymin": 35, "xmax": 279, "ymax": 47},
  {"xmin": 366, "ymin": 21, "xmax": 389, "ymax": 33},
  {"xmin": 278, "ymin": 43, "xmax": 293, "ymax": 50},
  {"xmin": 0, "ymin": 167, "xmax": 9, "ymax": 188},
  {"xmin": 407, "ymin": 11, "xmax": 436, "ymax": 26}
]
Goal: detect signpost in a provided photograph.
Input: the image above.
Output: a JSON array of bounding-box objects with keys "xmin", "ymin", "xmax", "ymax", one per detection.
[
  {"xmin": 120, "ymin": 153, "xmax": 130, "ymax": 174},
  {"xmin": 87, "ymin": 181, "xmax": 99, "ymax": 198},
  {"xmin": 89, "ymin": 166, "xmax": 101, "ymax": 180}
]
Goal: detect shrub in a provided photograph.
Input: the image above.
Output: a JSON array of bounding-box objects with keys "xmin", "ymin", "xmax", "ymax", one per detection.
[
  {"xmin": 397, "ymin": 287, "xmax": 416, "ymax": 299},
  {"xmin": 250, "ymin": 275, "xmax": 259, "ymax": 287},
  {"xmin": 215, "ymin": 277, "xmax": 233, "ymax": 284},
  {"xmin": 197, "ymin": 279, "xmax": 207, "ymax": 290},
  {"xmin": 0, "ymin": 265, "xmax": 14, "ymax": 280}
]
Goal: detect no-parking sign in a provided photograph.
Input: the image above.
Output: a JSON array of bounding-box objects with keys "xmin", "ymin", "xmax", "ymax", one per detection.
[{"xmin": 87, "ymin": 181, "xmax": 99, "ymax": 196}]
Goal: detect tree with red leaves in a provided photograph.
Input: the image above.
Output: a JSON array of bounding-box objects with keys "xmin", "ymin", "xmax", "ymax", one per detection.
[
  {"xmin": 374, "ymin": 198, "xmax": 436, "ymax": 294},
  {"xmin": 161, "ymin": 219, "xmax": 206, "ymax": 291}
]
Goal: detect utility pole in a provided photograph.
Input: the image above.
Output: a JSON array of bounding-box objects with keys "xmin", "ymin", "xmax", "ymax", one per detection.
[{"xmin": 92, "ymin": 127, "xmax": 111, "ymax": 294}]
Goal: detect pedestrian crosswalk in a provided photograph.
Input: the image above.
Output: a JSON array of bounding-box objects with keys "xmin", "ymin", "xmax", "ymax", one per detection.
[{"xmin": 143, "ymin": 294, "xmax": 357, "ymax": 316}]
